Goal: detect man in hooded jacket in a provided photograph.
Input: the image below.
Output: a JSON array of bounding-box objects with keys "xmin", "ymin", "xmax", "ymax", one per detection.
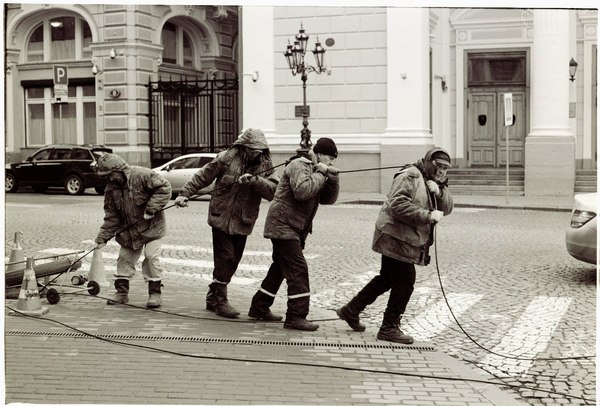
[
  {"xmin": 174, "ymin": 128, "xmax": 279, "ymax": 319},
  {"xmin": 336, "ymin": 147, "xmax": 454, "ymax": 343},
  {"xmin": 94, "ymin": 153, "xmax": 172, "ymax": 308}
]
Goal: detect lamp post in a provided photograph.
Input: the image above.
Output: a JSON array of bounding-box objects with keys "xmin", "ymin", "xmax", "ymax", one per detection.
[{"xmin": 283, "ymin": 24, "xmax": 327, "ymax": 153}]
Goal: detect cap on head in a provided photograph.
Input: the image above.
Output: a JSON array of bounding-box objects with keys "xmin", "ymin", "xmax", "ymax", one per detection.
[
  {"xmin": 313, "ymin": 137, "xmax": 338, "ymax": 158},
  {"xmin": 425, "ymin": 147, "xmax": 452, "ymax": 168}
]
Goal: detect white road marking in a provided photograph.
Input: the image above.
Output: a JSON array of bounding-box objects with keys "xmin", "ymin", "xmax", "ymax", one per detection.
[
  {"xmin": 403, "ymin": 293, "xmax": 484, "ymax": 341},
  {"xmin": 5, "ymin": 203, "xmax": 50, "ymax": 208},
  {"xmin": 79, "ymin": 240, "xmax": 319, "ymax": 259},
  {"xmin": 480, "ymin": 296, "xmax": 571, "ymax": 376}
]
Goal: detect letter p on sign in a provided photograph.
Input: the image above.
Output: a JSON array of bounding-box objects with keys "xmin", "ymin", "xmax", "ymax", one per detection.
[{"xmin": 53, "ymin": 65, "xmax": 68, "ymax": 85}]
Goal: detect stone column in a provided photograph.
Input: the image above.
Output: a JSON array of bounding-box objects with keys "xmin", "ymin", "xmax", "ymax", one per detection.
[
  {"xmin": 525, "ymin": 9, "xmax": 575, "ymax": 196},
  {"xmin": 381, "ymin": 8, "xmax": 433, "ymax": 190},
  {"xmin": 240, "ymin": 6, "xmax": 276, "ymax": 138}
]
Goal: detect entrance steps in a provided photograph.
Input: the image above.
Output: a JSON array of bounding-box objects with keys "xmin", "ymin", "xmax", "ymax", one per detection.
[
  {"xmin": 575, "ymin": 169, "xmax": 597, "ymax": 193},
  {"xmin": 448, "ymin": 168, "xmax": 525, "ymax": 196}
]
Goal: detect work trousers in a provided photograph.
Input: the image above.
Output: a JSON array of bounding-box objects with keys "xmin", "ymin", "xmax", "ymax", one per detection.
[
  {"xmin": 349, "ymin": 255, "xmax": 416, "ymax": 321},
  {"xmin": 115, "ymin": 239, "xmax": 162, "ymax": 282},
  {"xmin": 250, "ymin": 239, "xmax": 310, "ymax": 320},
  {"xmin": 212, "ymin": 227, "xmax": 248, "ymax": 284}
]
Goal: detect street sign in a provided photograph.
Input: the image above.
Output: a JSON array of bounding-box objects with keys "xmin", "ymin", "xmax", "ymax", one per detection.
[
  {"xmin": 53, "ymin": 65, "xmax": 69, "ymax": 103},
  {"xmin": 53, "ymin": 65, "xmax": 68, "ymax": 85},
  {"xmin": 503, "ymin": 93, "xmax": 513, "ymax": 126},
  {"xmin": 295, "ymin": 105, "xmax": 310, "ymax": 118}
]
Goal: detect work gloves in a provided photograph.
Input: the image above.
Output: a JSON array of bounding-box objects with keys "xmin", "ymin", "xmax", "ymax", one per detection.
[
  {"xmin": 426, "ymin": 180, "xmax": 441, "ymax": 197},
  {"xmin": 174, "ymin": 195, "xmax": 189, "ymax": 208},
  {"xmin": 430, "ymin": 210, "xmax": 444, "ymax": 223}
]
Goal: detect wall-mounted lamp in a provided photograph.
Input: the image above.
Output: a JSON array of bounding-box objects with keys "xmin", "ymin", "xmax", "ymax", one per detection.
[
  {"xmin": 243, "ymin": 71, "xmax": 259, "ymax": 82},
  {"xmin": 109, "ymin": 48, "xmax": 117, "ymax": 59},
  {"xmin": 92, "ymin": 63, "xmax": 101, "ymax": 75},
  {"xmin": 434, "ymin": 74, "xmax": 448, "ymax": 92},
  {"xmin": 569, "ymin": 57, "xmax": 578, "ymax": 82},
  {"xmin": 400, "ymin": 73, "xmax": 407, "ymax": 80}
]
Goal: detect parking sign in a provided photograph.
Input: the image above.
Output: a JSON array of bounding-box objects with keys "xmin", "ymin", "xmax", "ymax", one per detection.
[{"xmin": 53, "ymin": 65, "xmax": 68, "ymax": 103}]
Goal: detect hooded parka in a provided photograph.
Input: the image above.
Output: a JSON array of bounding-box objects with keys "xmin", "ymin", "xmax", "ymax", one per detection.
[
  {"xmin": 178, "ymin": 128, "xmax": 279, "ymax": 236},
  {"xmin": 372, "ymin": 151, "xmax": 453, "ymax": 266},
  {"xmin": 95, "ymin": 154, "xmax": 172, "ymax": 250}
]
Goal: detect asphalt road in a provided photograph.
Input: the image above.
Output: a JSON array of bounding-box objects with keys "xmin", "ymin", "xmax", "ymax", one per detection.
[{"xmin": 4, "ymin": 189, "xmax": 596, "ymax": 405}]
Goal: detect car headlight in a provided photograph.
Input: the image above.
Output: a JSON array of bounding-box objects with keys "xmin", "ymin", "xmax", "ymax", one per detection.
[{"xmin": 570, "ymin": 209, "xmax": 596, "ymax": 228}]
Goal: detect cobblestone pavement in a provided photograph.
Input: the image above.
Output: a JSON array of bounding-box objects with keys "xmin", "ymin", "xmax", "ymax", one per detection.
[{"xmin": 4, "ymin": 191, "xmax": 596, "ymax": 405}]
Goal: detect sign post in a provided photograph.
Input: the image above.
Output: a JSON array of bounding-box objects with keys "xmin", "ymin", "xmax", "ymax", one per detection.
[{"xmin": 503, "ymin": 93, "xmax": 513, "ymax": 204}]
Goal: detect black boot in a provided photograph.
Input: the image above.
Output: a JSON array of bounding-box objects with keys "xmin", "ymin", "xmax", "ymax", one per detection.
[
  {"xmin": 147, "ymin": 280, "xmax": 162, "ymax": 309},
  {"xmin": 336, "ymin": 305, "xmax": 365, "ymax": 332},
  {"xmin": 377, "ymin": 315, "xmax": 414, "ymax": 344},
  {"xmin": 206, "ymin": 284, "xmax": 216, "ymax": 312},
  {"xmin": 336, "ymin": 276, "xmax": 387, "ymax": 332},
  {"xmin": 248, "ymin": 290, "xmax": 282, "ymax": 321},
  {"xmin": 211, "ymin": 283, "xmax": 240, "ymax": 318},
  {"xmin": 107, "ymin": 279, "xmax": 129, "ymax": 305},
  {"xmin": 284, "ymin": 317, "xmax": 319, "ymax": 331}
]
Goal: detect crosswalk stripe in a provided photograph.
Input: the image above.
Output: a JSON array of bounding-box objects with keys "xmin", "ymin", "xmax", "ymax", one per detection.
[
  {"xmin": 79, "ymin": 240, "xmax": 319, "ymax": 259},
  {"xmin": 403, "ymin": 293, "xmax": 484, "ymax": 342},
  {"xmin": 480, "ymin": 296, "xmax": 571, "ymax": 376}
]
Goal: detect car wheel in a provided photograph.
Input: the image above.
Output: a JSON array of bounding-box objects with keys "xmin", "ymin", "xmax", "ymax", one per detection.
[
  {"xmin": 5, "ymin": 172, "xmax": 18, "ymax": 193},
  {"xmin": 94, "ymin": 186, "xmax": 106, "ymax": 195},
  {"xmin": 64, "ymin": 174, "xmax": 85, "ymax": 195}
]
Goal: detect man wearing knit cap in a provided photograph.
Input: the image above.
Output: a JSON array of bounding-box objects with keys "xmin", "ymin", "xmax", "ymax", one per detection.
[
  {"xmin": 174, "ymin": 128, "xmax": 279, "ymax": 319},
  {"xmin": 336, "ymin": 147, "xmax": 453, "ymax": 343},
  {"xmin": 94, "ymin": 153, "xmax": 172, "ymax": 308},
  {"xmin": 249, "ymin": 137, "xmax": 340, "ymax": 331}
]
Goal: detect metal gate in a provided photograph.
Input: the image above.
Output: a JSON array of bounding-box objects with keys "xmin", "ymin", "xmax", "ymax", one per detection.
[{"xmin": 148, "ymin": 77, "xmax": 239, "ymax": 167}]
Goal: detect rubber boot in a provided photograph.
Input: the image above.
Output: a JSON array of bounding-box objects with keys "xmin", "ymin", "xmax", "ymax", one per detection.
[
  {"xmin": 146, "ymin": 280, "xmax": 162, "ymax": 309},
  {"xmin": 212, "ymin": 283, "xmax": 240, "ymax": 318},
  {"xmin": 107, "ymin": 279, "xmax": 129, "ymax": 305},
  {"xmin": 206, "ymin": 284, "xmax": 216, "ymax": 312},
  {"xmin": 376, "ymin": 316, "xmax": 414, "ymax": 344}
]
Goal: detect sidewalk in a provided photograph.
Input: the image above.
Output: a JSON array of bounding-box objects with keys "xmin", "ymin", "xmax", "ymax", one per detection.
[
  {"xmin": 4, "ymin": 270, "xmax": 527, "ymax": 405},
  {"xmin": 337, "ymin": 192, "xmax": 576, "ymax": 212}
]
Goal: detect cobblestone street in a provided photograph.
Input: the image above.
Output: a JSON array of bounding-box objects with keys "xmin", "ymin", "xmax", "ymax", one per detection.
[{"xmin": 4, "ymin": 192, "xmax": 596, "ymax": 405}]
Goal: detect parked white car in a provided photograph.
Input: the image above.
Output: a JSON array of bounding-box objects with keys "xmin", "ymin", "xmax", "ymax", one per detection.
[
  {"xmin": 565, "ymin": 192, "xmax": 597, "ymax": 265},
  {"xmin": 152, "ymin": 153, "xmax": 217, "ymax": 198}
]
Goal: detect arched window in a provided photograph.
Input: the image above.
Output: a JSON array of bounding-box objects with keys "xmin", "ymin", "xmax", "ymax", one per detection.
[
  {"xmin": 161, "ymin": 21, "xmax": 195, "ymax": 68},
  {"xmin": 26, "ymin": 16, "xmax": 92, "ymax": 62}
]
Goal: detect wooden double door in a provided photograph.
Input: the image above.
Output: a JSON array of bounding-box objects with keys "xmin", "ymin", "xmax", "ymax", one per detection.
[{"xmin": 467, "ymin": 88, "xmax": 526, "ymax": 167}]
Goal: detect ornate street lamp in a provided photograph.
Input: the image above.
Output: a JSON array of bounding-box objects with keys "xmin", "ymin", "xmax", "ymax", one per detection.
[{"xmin": 283, "ymin": 24, "xmax": 327, "ymax": 153}]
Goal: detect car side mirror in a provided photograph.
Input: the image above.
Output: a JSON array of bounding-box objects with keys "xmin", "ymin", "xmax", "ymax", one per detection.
[
  {"xmin": 163, "ymin": 164, "xmax": 171, "ymax": 172},
  {"xmin": 26, "ymin": 156, "xmax": 33, "ymax": 162}
]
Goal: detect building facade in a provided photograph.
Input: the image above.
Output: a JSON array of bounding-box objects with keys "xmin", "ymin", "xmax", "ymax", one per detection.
[{"xmin": 4, "ymin": 5, "xmax": 597, "ymax": 196}]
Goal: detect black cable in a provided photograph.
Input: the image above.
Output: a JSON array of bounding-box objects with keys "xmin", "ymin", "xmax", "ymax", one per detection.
[
  {"xmin": 431, "ymin": 202, "xmax": 595, "ymax": 362},
  {"xmin": 5, "ymin": 305, "xmax": 593, "ymax": 404}
]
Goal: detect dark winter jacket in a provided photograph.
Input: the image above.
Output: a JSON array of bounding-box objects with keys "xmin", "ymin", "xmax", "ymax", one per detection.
[
  {"xmin": 372, "ymin": 159, "xmax": 453, "ymax": 265},
  {"xmin": 95, "ymin": 154, "xmax": 172, "ymax": 250},
  {"xmin": 264, "ymin": 155, "xmax": 339, "ymax": 243},
  {"xmin": 178, "ymin": 129, "xmax": 279, "ymax": 235}
]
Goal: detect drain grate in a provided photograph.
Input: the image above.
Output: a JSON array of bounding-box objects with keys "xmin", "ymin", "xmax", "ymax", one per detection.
[{"xmin": 5, "ymin": 330, "xmax": 435, "ymax": 351}]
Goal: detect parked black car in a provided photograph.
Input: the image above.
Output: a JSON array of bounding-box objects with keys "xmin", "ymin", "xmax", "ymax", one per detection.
[{"xmin": 5, "ymin": 144, "xmax": 113, "ymax": 195}]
